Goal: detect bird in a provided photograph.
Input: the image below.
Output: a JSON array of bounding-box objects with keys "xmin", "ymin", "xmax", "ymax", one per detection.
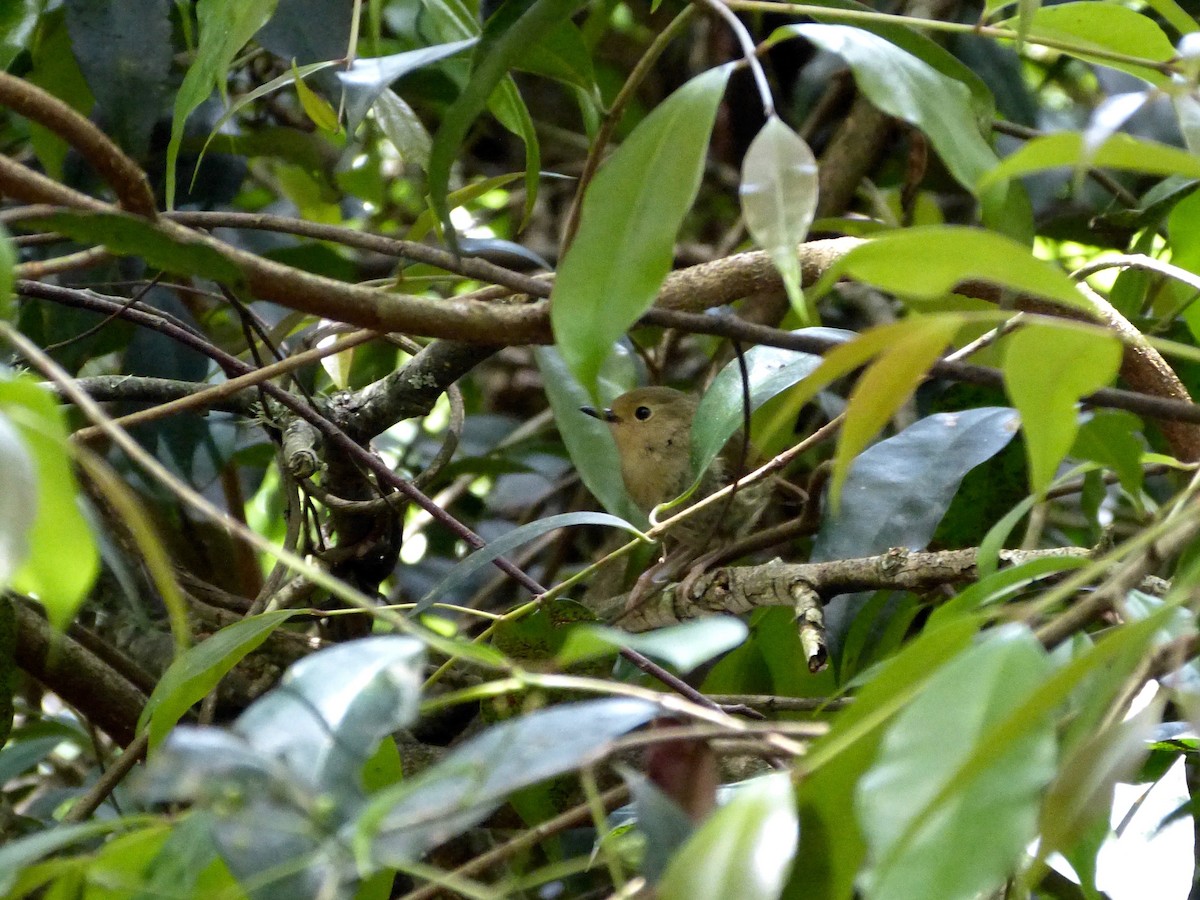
[{"xmin": 580, "ymin": 386, "xmax": 769, "ymax": 556}]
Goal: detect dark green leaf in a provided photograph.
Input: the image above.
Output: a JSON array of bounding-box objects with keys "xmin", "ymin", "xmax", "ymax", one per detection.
[
  {"xmin": 426, "ymin": 0, "xmax": 583, "ymax": 243},
  {"xmin": 813, "ymin": 408, "xmax": 1020, "ymax": 562},
  {"xmin": 64, "ymin": 0, "xmax": 172, "ymax": 157}
]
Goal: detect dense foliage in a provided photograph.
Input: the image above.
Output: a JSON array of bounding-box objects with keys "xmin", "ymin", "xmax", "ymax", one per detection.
[{"xmin": 4, "ymin": 0, "xmax": 1200, "ymax": 897}]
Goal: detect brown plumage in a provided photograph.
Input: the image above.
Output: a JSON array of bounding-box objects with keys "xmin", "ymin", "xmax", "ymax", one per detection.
[{"xmin": 581, "ymin": 387, "xmax": 769, "ymax": 554}]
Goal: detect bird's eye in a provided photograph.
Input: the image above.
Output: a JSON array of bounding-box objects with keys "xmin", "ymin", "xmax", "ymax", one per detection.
[{"xmin": 634, "ymin": 405, "xmax": 652, "ymax": 421}]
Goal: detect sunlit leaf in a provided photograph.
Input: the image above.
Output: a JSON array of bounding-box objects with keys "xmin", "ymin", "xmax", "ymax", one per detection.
[
  {"xmin": 551, "ymin": 65, "xmax": 732, "ymax": 391},
  {"xmin": 660, "ymin": 774, "xmax": 798, "ymax": 900},
  {"xmin": 979, "ymin": 132, "xmax": 1200, "ymax": 192},
  {"xmin": 858, "ymin": 624, "xmax": 1056, "ymax": 900},
  {"xmin": 1000, "ymin": 2, "xmax": 1175, "ymax": 85},
  {"xmin": 815, "ymin": 226, "xmax": 1090, "ymax": 310},
  {"xmin": 1003, "ymin": 323, "xmax": 1122, "ymax": 492},
  {"xmin": 740, "ymin": 116, "xmax": 819, "ymax": 320},
  {"xmin": 557, "ymin": 617, "xmax": 749, "ymax": 672},
  {"xmin": 831, "ymin": 316, "xmax": 964, "ymax": 505},
  {"xmin": 0, "ymin": 378, "xmax": 97, "ymax": 630},
  {"xmin": 292, "ymin": 58, "xmax": 339, "ymax": 133}
]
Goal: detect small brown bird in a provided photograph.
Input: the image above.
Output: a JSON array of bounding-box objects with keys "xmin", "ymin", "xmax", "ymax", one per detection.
[{"xmin": 580, "ymin": 387, "xmax": 769, "ymax": 554}]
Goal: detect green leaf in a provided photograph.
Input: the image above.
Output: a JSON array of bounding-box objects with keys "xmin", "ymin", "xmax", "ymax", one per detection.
[
  {"xmin": 551, "ymin": 64, "xmax": 732, "ymax": 391},
  {"xmin": 557, "ymin": 617, "xmax": 749, "ymax": 672},
  {"xmin": 24, "ymin": 211, "xmax": 244, "ymax": 287},
  {"xmin": 406, "ymin": 171, "xmax": 524, "ymax": 241},
  {"xmin": 1001, "ymin": 2, "xmax": 1175, "ymax": 86},
  {"xmin": 1003, "ymin": 323, "xmax": 1122, "ymax": 493},
  {"xmin": 139, "ymin": 610, "xmax": 297, "ymax": 751},
  {"xmin": 0, "ymin": 0, "xmax": 39, "ymax": 71},
  {"xmin": 660, "ymin": 774, "xmax": 798, "ymax": 900},
  {"xmin": 514, "ymin": 19, "xmax": 597, "ymax": 96},
  {"xmin": 1071, "ymin": 410, "xmax": 1145, "ymax": 500},
  {"xmin": 0, "ymin": 411, "xmax": 36, "ymax": 585},
  {"xmin": 740, "ymin": 116, "xmax": 819, "ymax": 319},
  {"xmin": 928, "ymin": 554, "xmax": 1089, "ymax": 628},
  {"xmin": 0, "ymin": 819, "xmax": 152, "ymax": 895},
  {"xmin": 427, "ymin": 0, "xmax": 582, "ymax": 243},
  {"xmin": 789, "ymin": 617, "xmax": 980, "ymax": 900},
  {"xmin": 0, "ymin": 225, "xmax": 13, "ymax": 322},
  {"xmin": 857, "ymin": 624, "xmax": 1056, "ymax": 900},
  {"xmin": 690, "ymin": 330, "xmax": 838, "ymax": 480},
  {"xmin": 832, "ymin": 316, "xmax": 963, "ymax": 504},
  {"xmin": 417, "ymin": 512, "xmax": 646, "ymax": 614},
  {"xmin": 364, "ymin": 699, "xmax": 659, "ymax": 865},
  {"xmin": 291, "ymin": 58, "xmax": 339, "ymax": 132},
  {"xmin": 0, "ymin": 378, "xmax": 98, "ymax": 630},
  {"xmin": 816, "ymin": 226, "xmax": 1090, "ymax": 310},
  {"xmin": 165, "ymin": 0, "xmax": 279, "ymax": 208},
  {"xmin": 979, "ymin": 131, "xmax": 1200, "ymax": 191},
  {"xmin": 774, "ymin": 25, "xmax": 998, "ymax": 195},
  {"xmin": 372, "ymin": 89, "xmax": 432, "ymax": 171},
  {"xmin": 535, "ymin": 345, "xmax": 643, "ymax": 523},
  {"xmin": 233, "ymin": 636, "xmax": 426, "ymax": 799}
]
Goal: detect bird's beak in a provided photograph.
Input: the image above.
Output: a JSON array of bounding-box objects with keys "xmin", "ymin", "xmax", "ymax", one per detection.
[{"xmin": 580, "ymin": 405, "xmax": 618, "ymax": 423}]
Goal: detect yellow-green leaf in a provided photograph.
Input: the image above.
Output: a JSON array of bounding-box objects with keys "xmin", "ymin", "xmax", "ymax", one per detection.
[{"xmin": 1003, "ymin": 323, "xmax": 1122, "ymax": 493}]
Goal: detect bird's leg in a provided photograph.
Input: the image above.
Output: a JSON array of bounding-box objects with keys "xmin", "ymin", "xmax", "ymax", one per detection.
[{"xmin": 624, "ymin": 545, "xmax": 690, "ymax": 614}]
